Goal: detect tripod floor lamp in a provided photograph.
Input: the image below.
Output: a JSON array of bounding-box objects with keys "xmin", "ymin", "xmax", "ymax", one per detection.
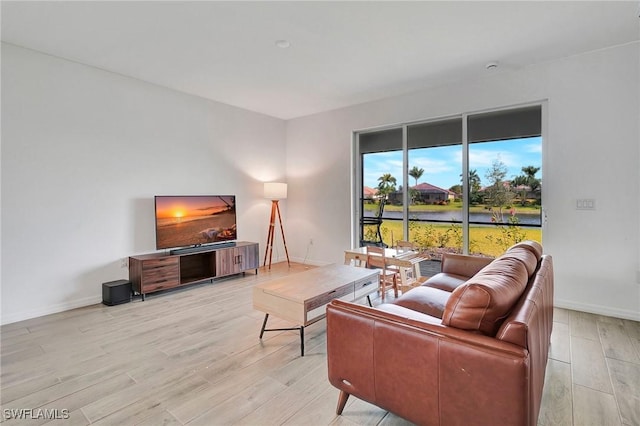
[{"xmin": 263, "ymin": 182, "xmax": 290, "ymax": 270}]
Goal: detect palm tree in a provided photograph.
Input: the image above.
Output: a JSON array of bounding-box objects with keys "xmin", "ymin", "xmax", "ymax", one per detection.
[
  {"xmin": 512, "ymin": 165, "xmax": 541, "ymax": 206},
  {"xmin": 409, "ymin": 166, "xmax": 424, "ymax": 187},
  {"xmin": 377, "ymin": 173, "xmax": 397, "ymax": 197},
  {"xmin": 467, "ymin": 169, "xmax": 482, "ymax": 204},
  {"xmin": 521, "ymin": 166, "xmax": 541, "ymax": 192},
  {"xmin": 511, "ymin": 175, "xmax": 530, "ymax": 206}
]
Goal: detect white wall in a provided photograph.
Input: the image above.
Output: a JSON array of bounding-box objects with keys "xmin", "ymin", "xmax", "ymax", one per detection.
[
  {"xmin": 286, "ymin": 42, "xmax": 640, "ymax": 320},
  {"xmin": 1, "ymin": 44, "xmax": 287, "ymax": 324},
  {"xmin": 2, "ymin": 41, "xmax": 638, "ymax": 324}
]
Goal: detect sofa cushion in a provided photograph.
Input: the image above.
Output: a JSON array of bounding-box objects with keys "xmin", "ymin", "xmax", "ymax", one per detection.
[
  {"xmin": 508, "ymin": 240, "xmax": 543, "ymax": 259},
  {"xmin": 500, "ymin": 247, "xmax": 539, "ymax": 277},
  {"xmin": 440, "ymin": 253, "xmax": 494, "ymax": 278},
  {"xmin": 442, "ymin": 257, "xmax": 529, "ymax": 336},
  {"xmin": 422, "ymin": 272, "xmax": 467, "ymax": 292},
  {"xmin": 393, "ymin": 286, "xmax": 451, "ymax": 319}
]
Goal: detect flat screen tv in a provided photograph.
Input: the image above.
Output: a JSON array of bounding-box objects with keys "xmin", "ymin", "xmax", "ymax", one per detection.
[{"xmin": 154, "ymin": 195, "xmax": 237, "ymax": 250}]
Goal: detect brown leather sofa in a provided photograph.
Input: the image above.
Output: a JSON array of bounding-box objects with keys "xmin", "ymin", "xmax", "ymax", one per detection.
[{"xmin": 326, "ymin": 241, "xmax": 553, "ymax": 426}]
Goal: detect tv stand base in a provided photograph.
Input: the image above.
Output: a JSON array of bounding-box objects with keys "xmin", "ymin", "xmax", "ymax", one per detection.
[{"xmin": 129, "ymin": 241, "xmax": 258, "ymax": 300}]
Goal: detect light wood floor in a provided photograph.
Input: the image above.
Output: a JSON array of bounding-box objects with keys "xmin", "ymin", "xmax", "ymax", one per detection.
[{"xmin": 1, "ymin": 262, "xmax": 639, "ymax": 425}]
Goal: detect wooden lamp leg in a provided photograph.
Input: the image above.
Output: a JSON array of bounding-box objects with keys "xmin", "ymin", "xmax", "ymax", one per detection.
[
  {"xmin": 275, "ymin": 201, "xmax": 290, "ymax": 267},
  {"xmin": 263, "ymin": 201, "xmax": 277, "ymax": 269},
  {"xmin": 263, "ymin": 199, "xmax": 290, "ymax": 270}
]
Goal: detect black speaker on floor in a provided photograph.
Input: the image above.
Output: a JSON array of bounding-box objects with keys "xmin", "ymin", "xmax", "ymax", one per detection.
[{"xmin": 102, "ymin": 279, "xmax": 132, "ymax": 306}]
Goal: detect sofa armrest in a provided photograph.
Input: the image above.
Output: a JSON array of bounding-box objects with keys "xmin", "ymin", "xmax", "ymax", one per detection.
[
  {"xmin": 326, "ymin": 299, "xmax": 529, "ymax": 426},
  {"xmin": 440, "ymin": 253, "xmax": 493, "ymax": 277}
]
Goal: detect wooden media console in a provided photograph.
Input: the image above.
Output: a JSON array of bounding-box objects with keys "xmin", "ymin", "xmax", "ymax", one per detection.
[{"xmin": 129, "ymin": 241, "xmax": 259, "ymax": 300}]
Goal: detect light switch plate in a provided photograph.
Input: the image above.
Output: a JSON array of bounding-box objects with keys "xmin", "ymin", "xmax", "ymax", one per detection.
[{"xmin": 576, "ymin": 199, "xmax": 595, "ymax": 210}]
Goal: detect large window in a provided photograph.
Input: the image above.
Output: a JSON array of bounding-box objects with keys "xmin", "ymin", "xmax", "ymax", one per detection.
[
  {"xmin": 407, "ymin": 118, "xmax": 463, "ymax": 253},
  {"xmin": 355, "ymin": 105, "xmax": 543, "ymax": 258},
  {"xmin": 359, "ymin": 128, "xmax": 402, "ymax": 246}
]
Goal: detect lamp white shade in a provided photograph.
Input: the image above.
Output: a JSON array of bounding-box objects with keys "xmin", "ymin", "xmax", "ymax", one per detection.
[{"xmin": 264, "ymin": 182, "xmax": 287, "ymax": 200}]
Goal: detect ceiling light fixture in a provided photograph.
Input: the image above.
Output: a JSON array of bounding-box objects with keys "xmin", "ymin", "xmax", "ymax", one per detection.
[
  {"xmin": 275, "ymin": 39, "xmax": 291, "ymax": 49},
  {"xmin": 485, "ymin": 61, "xmax": 499, "ymax": 70}
]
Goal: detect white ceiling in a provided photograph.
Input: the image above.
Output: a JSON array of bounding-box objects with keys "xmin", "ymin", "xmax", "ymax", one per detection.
[{"xmin": 2, "ymin": 1, "xmax": 639, "ymax": 120}]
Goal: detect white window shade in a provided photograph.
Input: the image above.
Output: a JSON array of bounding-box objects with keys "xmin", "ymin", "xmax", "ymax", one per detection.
[{"xmin": 468, "ymin": 105, "xmax": 541, "ymax": 143}]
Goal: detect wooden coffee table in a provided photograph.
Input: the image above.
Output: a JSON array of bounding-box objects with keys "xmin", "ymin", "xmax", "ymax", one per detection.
[{"xmin": 252, "ymin": 264, "xmax": 378, "ymax": 356}]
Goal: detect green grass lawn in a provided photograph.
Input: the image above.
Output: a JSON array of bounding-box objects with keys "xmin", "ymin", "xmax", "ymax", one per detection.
[
  {"xmin": 364, "ymin": 201, "xmax": 542, "ymax": 215},
  {"xmin": 366, "ymin": 220, "xmax": 541, "ymax": 258}
]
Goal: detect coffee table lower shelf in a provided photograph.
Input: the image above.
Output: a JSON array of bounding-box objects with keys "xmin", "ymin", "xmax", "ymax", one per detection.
[{"xmin": 252, "ymin": 264, "xmax": 379, "ymax": 356}]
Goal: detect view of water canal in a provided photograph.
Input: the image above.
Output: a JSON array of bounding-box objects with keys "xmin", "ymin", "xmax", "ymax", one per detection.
[{"xmin": 366, "ymin": 210, "xmax": 541, "ymax": 226}]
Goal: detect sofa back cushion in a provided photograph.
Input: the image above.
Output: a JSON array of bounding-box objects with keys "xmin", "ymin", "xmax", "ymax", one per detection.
[
  {"xmin": 508, "ymin": 240, "xmax": 543, "ymax": 259},
  {"xmin": 441, "ymin": 257, "xmax": 529, "ymax": 336},
  {"xmin": 501, "ymin": 247, "xmax": 539, "ymax": 277}
]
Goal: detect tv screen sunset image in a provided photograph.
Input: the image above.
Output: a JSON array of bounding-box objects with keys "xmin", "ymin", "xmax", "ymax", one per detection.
[{"xmin": 155, "ymin": 196, "xmax": 237, "ymax": 249}]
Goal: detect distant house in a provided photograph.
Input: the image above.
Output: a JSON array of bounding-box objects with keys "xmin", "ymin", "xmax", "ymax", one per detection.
[
  {"xmin": 479, "ymin": 181, "xmax": 540, "ymax": 202},
  {"xmin": 387, "ymin": 182, "xmax": 455, "ymax": 204},
  {"xmin": 363, "ymin": 186, "xmax": 379, "ymax": 200},
  {"xmin": 479, "ymin": 181, "xmax": 513, "ymax": 192},
  {"xmin": 412, "ymin": 183, "xmax": 456, "ymax": 204}
]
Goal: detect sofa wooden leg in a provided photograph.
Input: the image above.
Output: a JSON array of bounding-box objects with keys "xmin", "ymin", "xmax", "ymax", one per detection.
[{"xmin": 336, "ymin": 390, "xmax": 350, "ymax": 415}]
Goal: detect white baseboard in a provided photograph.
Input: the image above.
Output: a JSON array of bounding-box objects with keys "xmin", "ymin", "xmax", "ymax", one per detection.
[
  {"xmin": 1, "ymin": 295, "xmax": 102, "ymax": 326},
  {"xmin": 555, "ymin": 298, "xmax": 640, "ymax": 322},
  {"xmin": 4, "ymin": 281, "xmax": 635, "ymax": 327}
]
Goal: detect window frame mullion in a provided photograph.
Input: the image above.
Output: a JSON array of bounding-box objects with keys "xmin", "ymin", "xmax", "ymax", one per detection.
[
  {"xmin": 402, "ymin": 125, "xmax": 409, "ymax": 242},
  {"xmin": 462, "ymin": 114, "xmax": 470, "ymax": 255}
]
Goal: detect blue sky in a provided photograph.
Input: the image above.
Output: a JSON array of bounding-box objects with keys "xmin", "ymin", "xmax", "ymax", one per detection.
[{"xmin": 363, "ymin": 137, "xmax": 542, "ymax": 190}]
